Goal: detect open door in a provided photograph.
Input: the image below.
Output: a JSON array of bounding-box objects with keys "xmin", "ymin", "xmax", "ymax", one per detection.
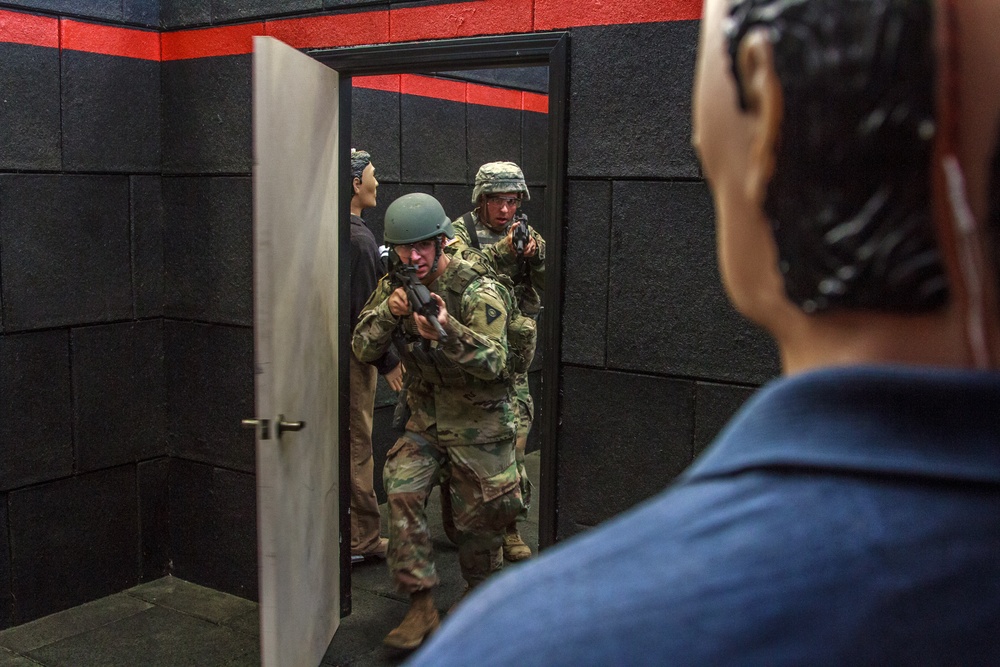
[{"xmin": 251, "ymin": 36, "xmax": 342, "ymax": 667}]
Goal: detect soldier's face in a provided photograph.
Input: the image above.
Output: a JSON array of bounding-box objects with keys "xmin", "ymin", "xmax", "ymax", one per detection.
[
  {"xmin": 395, "ymin": 238, "xmax": 438, "ymax": 280},
  {"xmin": 480, "ymin": 192, "xmax": 521, "ymax": 232}
]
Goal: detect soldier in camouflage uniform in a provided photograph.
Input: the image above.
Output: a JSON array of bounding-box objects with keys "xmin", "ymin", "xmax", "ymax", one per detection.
[
  {"xmin": 352, "ymin": 192, "xmax": 523, "ymax": 651},
  {"xmin": 450, "ymin": 161, "xmax": 544, "ymax": 562}
]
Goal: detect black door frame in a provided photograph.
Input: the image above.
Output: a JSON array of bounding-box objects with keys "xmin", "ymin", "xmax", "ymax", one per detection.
[{"xmin": 308, "ymin": 31, "xmax": 569, "ymax": 615}]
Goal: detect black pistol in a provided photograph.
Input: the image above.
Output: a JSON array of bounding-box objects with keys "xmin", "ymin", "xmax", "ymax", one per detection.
[
  {"xmin": 511, "ymin": 213, "xmax": 531, "ymax": 258},
  {"xmin": 397, "ymin": 264, "xmax": 448, "ymax": 342}
]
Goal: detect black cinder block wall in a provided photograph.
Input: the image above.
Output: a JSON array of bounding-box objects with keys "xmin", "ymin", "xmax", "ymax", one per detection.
[
  {"xmin": 557, "ymin": 20, "xmax": 778, "ymax": 539},
  {"xmin": 0, "ymin": 0, "xmax": 780, "ymax": 628},
  {"xmin": 0, "ymin": 0, "xmax": 163, "ymax": 628}
]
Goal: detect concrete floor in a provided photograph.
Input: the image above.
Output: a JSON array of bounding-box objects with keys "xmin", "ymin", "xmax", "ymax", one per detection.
[{"xmin": 0, "ymin": 452, "xmax": 541, "ymax": 667}]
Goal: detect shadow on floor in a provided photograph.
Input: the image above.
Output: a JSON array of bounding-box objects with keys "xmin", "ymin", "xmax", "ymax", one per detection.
[{"xmin": 0, "ymin": 452, "xmax": 540, "ymax": 667}]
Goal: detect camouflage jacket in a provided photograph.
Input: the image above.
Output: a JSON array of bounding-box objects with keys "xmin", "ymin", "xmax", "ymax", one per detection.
[
  {"xmin": 453, "ymin": 210, "xmax": 545, "ymax": 315},
  {"xmin": 351, "ymin": 256, "xmax": 516, "ymax": 447}
]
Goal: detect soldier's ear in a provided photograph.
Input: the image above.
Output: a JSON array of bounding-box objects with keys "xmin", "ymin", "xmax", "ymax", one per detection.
[{"xmin": 736, "ymin": 28, "xmax": 782, "ymax": 210}]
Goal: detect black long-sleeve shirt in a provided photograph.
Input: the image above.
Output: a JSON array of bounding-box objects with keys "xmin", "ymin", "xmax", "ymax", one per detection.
[{"xmin": 350, "ymin": 214, "xmax": 398, "ymax": 375}]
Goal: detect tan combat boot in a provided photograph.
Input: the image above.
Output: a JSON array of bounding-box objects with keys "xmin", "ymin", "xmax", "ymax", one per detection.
[
  {"xmin": 502, "ymin": 524, "xmax": 532, "ymax": 562},
  {"xmin": 383, "ymin": 589, "xmax": 440, "ymax": 651}
]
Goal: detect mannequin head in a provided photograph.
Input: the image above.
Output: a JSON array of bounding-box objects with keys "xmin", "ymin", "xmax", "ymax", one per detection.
[
  {"xmin": 350, "ymin": 149, "xmax": 378, "ymax": 215},
  {"xmin": 693, "ymin": 0, "xmax": 1000, "ymax": 371}
]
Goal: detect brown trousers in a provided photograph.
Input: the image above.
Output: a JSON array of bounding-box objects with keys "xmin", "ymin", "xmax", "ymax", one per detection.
[{"xmin": 349, "ymin": 352, "xmax": 383, "ymax": 555}]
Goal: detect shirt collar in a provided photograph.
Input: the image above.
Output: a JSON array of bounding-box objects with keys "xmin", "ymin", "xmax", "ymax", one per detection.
[{"xmin": 685, "ymin": 365, "xmax": 1000, "ymax": 485}]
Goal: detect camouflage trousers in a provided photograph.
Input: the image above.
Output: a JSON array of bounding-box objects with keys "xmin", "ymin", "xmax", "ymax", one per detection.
[
  {"xmin": 512, "ymin": 373, "xmax": 534, "ymax": 517},
  {"xmin": 440, "ymin": 374, "xmax": 534, "ymax": 540},
  {"xmin": 384, "ymin": 429, "xmax": 523, "ymax": 594}
]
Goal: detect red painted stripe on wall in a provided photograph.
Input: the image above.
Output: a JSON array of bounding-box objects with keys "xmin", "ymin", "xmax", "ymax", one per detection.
[
  {"xmin": 61, "ymin": 19, "xmax": 159, "ymax": 60},
  {"xmin": 523, "ymin": 91, "xmax": 548, "ymax": 114},
  {"xmin": 466, "ymin": 81, "xmax": 522, "ymax": 111},
  {"xmin": 535, "ymin": 0, "xmax": 702, "ymax": 29},
  {"xmin": 354, "ymin": 74, "xmax": 549, "ymax": 114},
  {"xmin": 0, "ymin": 9, "xmax": 58, "ymax": 49},
  {"xmin": 400, "ymin": 74, "xmax": 467, "ymax": 104},
  {"xmin": 265, "ymin": 11, "xmax": 388, "ymax": 49},
  {"xmin": 389, "ymin": 0, "xmax": 533, "ymax": 43},
  {"xmin": 161, "ymin": 22, "xmax": 264, "ymax": 60},
  {"xmin": 353, "ymin": 74, "xmax": 402, "ymax": 93}
]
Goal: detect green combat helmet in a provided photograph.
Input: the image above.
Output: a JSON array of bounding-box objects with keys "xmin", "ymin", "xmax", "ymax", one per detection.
[
  {"xmin": 384, "ymin": 192, "xmax": 456, "ymax": 245},
  {"xmin": 472, "ymin": 161, "xmax": 530, "ymax": 203}
]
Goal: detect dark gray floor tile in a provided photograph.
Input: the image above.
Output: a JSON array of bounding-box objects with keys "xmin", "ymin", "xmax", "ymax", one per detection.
[
  {"xmin": 0, "ymin": 594, "xmax": 151, "ymax": 654},
  {"xmin": 26, "ymin": 606, "xmax": 255, "ymax": 667},
  {"xmin": 0, "ymin": 647, "xmax": 44, "ymax": 666},
  {"xmin": 224, "ymin": 608, "xmax": 259, "ymax": 638},
  {"xmin": 127, "ymin": 577, "xmax": 255, "ymax": 625}
]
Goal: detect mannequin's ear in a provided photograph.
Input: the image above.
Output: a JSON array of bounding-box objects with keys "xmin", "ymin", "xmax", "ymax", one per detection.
[
  {"xmin": 352, "ymin": 177, "xmax": 361, "ymax": 196},
  {"xmin": 737, "ymin": 29, "xmax": 783, "ymax": 208}
]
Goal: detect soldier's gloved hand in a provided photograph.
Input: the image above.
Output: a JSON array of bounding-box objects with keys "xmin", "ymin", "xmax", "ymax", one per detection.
[
  {"xmin": 388, "ymin": 287, "xmax": 412, "ymax": 317},
  {"xmin": 414, "ymin": 293, "xmax": 450, "ymax": 341}
]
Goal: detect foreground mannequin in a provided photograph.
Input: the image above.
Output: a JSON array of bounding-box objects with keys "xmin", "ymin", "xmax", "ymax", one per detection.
[{"xmin": 408, "ymin": 0, "xmax": 1000, "ymax": 663}]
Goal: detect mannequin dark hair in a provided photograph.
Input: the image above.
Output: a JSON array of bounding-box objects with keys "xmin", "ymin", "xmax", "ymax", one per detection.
[
  {"xmin": 350, "ymin": 149, "xmax": 372, "ymax": 193},
  {"xmin": 727, "ymin": 0, "xmax": 948, "ymax": 313}
]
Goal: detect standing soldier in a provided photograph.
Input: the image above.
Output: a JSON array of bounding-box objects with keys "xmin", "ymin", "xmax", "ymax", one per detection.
[
  {"xmin": 452, "ymin": 161, "xmax": 545, "ymax": 562},
  {"xmin": 352, "ymin": 192, "xmax": 524, "ymax": 651}
]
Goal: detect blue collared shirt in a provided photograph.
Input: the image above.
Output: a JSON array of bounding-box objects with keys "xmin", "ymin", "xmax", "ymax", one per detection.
[{"xmin": 410, "ymin": 366, "xmax": 1000, "ymax": 666}]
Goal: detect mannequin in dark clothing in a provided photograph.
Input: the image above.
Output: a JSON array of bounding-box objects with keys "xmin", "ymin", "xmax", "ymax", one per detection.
[{"xmin": 348, "ymin": 149, "xmax": 401, "ymax": 560}]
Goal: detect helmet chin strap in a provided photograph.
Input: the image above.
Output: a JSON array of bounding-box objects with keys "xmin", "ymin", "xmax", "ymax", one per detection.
[{"xmin": 428, "ymin": 236, "xmax": 444, "ymax": 276}]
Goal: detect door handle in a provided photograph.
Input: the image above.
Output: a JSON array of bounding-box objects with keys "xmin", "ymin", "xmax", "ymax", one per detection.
[
  {"xmin": 241, "ymin": 418, "xmax": 271, "ymax": 440},
  {"xmin": 277, "ymin": 414, "xmax": 306, "ymax": 437}
]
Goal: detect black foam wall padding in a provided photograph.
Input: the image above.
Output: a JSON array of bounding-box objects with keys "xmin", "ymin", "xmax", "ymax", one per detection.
[
  {"xmin": 162, "ymin": 176, "xmax": 252, "ymax": 326},
  {"xmin": 160, "ymin": 0, "xmax": 210, "ymax": 28},
  {"xmin": 0, "ymin": 43, "xmax": 60, "ymax": 171},
  {"xmin": 8, "ymin": 466, "xmax": 139, "ymax": 624},
  {"xmin": 168, "ymin": 460, "xmax": 258, "ymax": 600},
  {"xmin": 131, "ymin": 176, "xmax": 165, "ymax": 319},
  {"xmin": 164, "ymin": 320, "xmax": 255, "ymax": 473},
  {"xmin": 161, "ymin": 55, "xmax": 252, "ymax": 174},
  {"xmin": 352, "ymin": 87, "xmax": 402, "ymax": 183},
  {"xmin": 0, "ymin": 175, "xmax": 132, "ymax": 331},
  {"xmin": 432, "ymin": 183, "xmax": 470, "ymax": 223},
  {"xmin": 561, "ymin": 179, "xmax": 610, "ymax": 368},
  {"xmin": 521, "ymin": 111, "xmax": 548, "ymax": 187},
  {"xmin": 62, "ymin": 51, "xmax": 160, "ymax": 173},
  {"xmin": 124, "ymin": 0, "xmax": 160, "ymax": 27},
  {"xmin": 72, "ymin": 321, "xmax": 166, "ymax": 472},
  {"xmin": 0, "ymin": 331, "xmax": 72, "ymax": 492},
  {"xmin": 693, "ymin": 381, "xmax": 758, "ymax": 456},
  {"xmin": 0, "ymin": 499, "xmax": 11, "ymax": 628},
  {"xmin": 467, "ymin": 104, "xmax": 522, "ymax": 180},
  {"xmin": 139, "ymin": 458, "xmax": 171, "ymax": 582},
  {"xmin": 438, "ymin": 67, "xmax": 549, "ymax": 94},
  {"xmin": 324, "ymin": 0, "xmax": 386, "ymax": 9},
  {"xmin": 556, "ymin": 366, "xmax": 695, "ymax": 530},
  {"xmin": 568, "ymin": 21, "xmax": 701, "ymax": 179},
  {"xmin": 401, "ymin": 95, "xmax": 466, "ymax": 183},
  {"xmin": 212, "ymin": 0, "xmax": 322, "ymax": 22},
  {"xmin": 0, "ymin": 0, "xmax": 124, "ymax": 20},
  {"xmin": 607, "ymin": 180, "xmax": 779, "ymax": 384}
]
